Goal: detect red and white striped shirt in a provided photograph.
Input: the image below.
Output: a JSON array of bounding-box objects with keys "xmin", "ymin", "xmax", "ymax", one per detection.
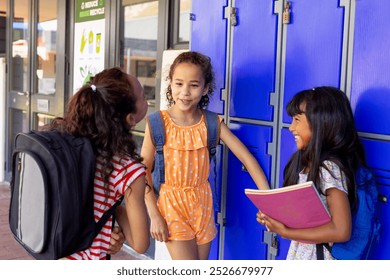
[{"xmin": 65, "ymin": 155, "xmax": 145, "ymax": 260}]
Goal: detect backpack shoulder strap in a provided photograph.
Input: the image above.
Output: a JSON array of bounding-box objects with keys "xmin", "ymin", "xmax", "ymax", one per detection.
[
  {"xmin": 204, "ymin": 109, "xmax": 220, "ymax": 160},
  {"xmin": 204, "ymin": 110, "xmax": 221, "ymax": 210},
  {"xmin": 147, "ymin": 111, "xmax": 166, "ymax": 184},
  {"xmin": 147, "ymin": 111, "xmax": 165, "ymax": 146}
]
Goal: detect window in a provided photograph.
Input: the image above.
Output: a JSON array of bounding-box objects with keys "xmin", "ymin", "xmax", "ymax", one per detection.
[
  {"xmin": 120, "ymin": 0, "xmax": 159, "ymax": 105},
  {"xmin": 170, "ymin": 0, "xmax": 191, "ymax": 49},
  {"xmin": 178, "ymin": 0, "xmax": 191, "ymax": 44},
  {"xmin": 0, "ymin": 5, "xmax": 6, "ymax": 54},
  {"xmin": 36, "ymin": 0, "xmax": 57, "ymax": 95}
]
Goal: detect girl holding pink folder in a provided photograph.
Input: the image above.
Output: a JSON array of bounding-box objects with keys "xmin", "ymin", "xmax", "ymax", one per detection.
[{"xmin": 257, "ymin": 86, "xmax": 366, "ymax": 260}]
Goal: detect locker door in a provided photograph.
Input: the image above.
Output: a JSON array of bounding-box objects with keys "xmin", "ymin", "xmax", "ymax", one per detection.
[
  {"xmin": 191, "ymin": 0, "xmax": 228, "ymax": 115},
  {"xmin": 229, "ymin": 0, "xmax": 278, "ymax": 121},
  {"xmin": 350, "ymin": 0, "xmax": 390, "ymax": 135},
  {"xmin": 349, "ymin": 0, "xmax": 390, "ymax": 259},
  {"xmin": 191, "ymin": 1, "xmax": 229, "ymax": 259},
  {"xmin": 282, "ymin": 1, "xmax": 346, "ymax": 123},
  {"xmin": 223, "ymin": 123, "xmax": 272, "ymax": 260},
  {"xmin": 360, "ymin": 139, "xmax": 390, "ymax": 260},
  {"xmin": 208, "ymin": 145, "xmax": 223, "ymax": 260},
  {"xmin": 273, "ymin": 128, "xmax": 296, "ymax": 259},
  {"xmin": 279, "ymin": 128, "xmax": 296, "ymax": 188}
]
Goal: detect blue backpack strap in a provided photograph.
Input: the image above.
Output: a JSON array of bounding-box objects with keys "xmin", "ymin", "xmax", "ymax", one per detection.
[
  {"xmin": 204, "ymin": 109, "xmax": 221, "ymax": 210},
  {"xmin": 147, "ymin": 111, "xmax": 166, "ymax": 192},
  {"xmin": 204, "ymin": 109, "xmax": 220, "ymax": 160}
]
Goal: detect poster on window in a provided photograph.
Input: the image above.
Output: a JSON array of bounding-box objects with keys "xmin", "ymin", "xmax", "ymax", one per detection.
[{"xmin": 73, "ymin": 0, "xmax": 105, "ymax": 93}]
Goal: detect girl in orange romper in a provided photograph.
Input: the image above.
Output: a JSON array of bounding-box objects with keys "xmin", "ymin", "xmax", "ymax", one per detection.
[{"xmin": 141, "ymin": 51, "xmax": 270, "ymax": 260}]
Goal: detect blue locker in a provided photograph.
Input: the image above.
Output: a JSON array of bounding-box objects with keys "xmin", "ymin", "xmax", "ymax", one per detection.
[
  {"xmin": 229, "ymin": 0, "xmax": 278, "ymax": 121},
  {"xmin": 279, "ymin": 128, "xmax": 297, "ymax": 187},
  {"xmin": 283, "ymin": 1, "xmax": 345, "ymax": 123},
  {"xmin": 191, "ymin": 0, "xmax": 228, "ymax": 259},
  {"xmin": 191, "ymin": 0, "xmax": 390, "ymax": 260},
  {"xmin": 208, "ymin": 145, "xmax": 223, "ymax": 260},
  {"xmin": 223, "ymin": 122, "xmax": 272, "ymax": 259},
  {"xmin": 350, "ymin": 0, "xmax": 390, "ymax": 135},
  {"xmin": 270, "ymin": 128, "xmax": 297, "ymax": 259},
  {"xmin": 360, "ymin": 139, "xmax": 390, "ymax": 259},
  {"xmin": 347, "ymin": 0, "xmax": 390, "ymax": 259},
  {"xmin": 209, "ymin": 224, "xmax": 220, "ymax": 260},
  {"xmin": 191, "ymin": 0, "xmax": 228, "ymax": 115}
]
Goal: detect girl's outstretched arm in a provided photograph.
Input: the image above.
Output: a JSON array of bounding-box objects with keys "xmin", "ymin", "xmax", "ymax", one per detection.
[
  {"xmin": 141, "ymin": 122, "xmax": 169, "ymax": 242},
  {"xmin": 258, "ymin": 188, "xmax": 352, "ymax": 244},
  {"xmin": 116, "ymin": 175, "xmax": 150, "ymax": 254},
  {"xmin": 219, "ymin": 122, "xmax": 270, "ymax": 190}
]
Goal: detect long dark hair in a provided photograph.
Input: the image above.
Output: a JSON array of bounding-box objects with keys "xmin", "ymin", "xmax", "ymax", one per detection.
[
  {"xmin": 49, "ymin": 67, "xmax": 142, "ymax": 192},
  {"xmin": 165, "ymin": 51, "xmax": 216, "ymax": 108},
  {"xmin": 283, "ymin": 86, "xmax": 366, "ymax": 207}
]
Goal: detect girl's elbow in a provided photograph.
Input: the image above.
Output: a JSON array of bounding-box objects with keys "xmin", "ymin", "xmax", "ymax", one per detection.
[
  {"xmin": 336, "ymin": 227, "xmax": 352, "ymax": 242},
  {"xmin": 133, "ymin": 246, "xmax": 148, "ymax": 255},
  {"xmin": 130, "ymin": 240, "xmax": 150, "ymax": 254},
  {"xmin": 342, "ymin": 230, "xmax": 352, "ymax": 242}
]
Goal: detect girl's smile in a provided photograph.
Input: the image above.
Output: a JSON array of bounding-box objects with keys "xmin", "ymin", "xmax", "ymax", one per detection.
[
  {"xmin": 289, "ymin": 112, "xmax": 311, "ymax": 150},
  {"xmin": 170, "ymin": 62, "xmax": 208, "ymax": 110}
]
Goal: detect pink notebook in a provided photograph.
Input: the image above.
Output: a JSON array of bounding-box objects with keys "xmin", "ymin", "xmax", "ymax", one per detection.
[{"xmin": 245, "ymin": 181, "xmax": 331, "ymax": 229}]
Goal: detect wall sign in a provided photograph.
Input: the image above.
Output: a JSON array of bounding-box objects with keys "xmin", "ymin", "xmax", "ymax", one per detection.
[{"xmin": 73, "ymin": 0, "xmax": 105, "ymax": 93}]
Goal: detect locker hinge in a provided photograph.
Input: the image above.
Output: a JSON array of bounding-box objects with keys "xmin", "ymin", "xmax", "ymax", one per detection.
[
  {"xmin": 224, "ymin": 6, "xmax": 238, "ymax": 26},
  {"xmin": 283, "ymin": 1, "xmax": 291, "ymax": 24},
  {"xmin": 269, "ymin": 91, "xmax": 277, "ymax": 107},
  {"xmin": 263, "ymin": 231, "xmax": 279, "ymax": 260},
  {"xmin": 217, "ymin": 212, "xmax": 226, "ymax": 226},
  {"xmin": 379, "ymin": 194, "xmax": 388, "ymax": 203},
  {"xmin": 267, "ymin": 142, "xmax": 276, "ymax": 157},
  {"xmin": 221, "ymin": 88, "xmax": 228, "ymax": 102}
]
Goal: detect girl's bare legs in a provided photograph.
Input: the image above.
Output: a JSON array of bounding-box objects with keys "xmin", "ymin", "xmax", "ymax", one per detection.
[{"xmin": 166, "ymin": 239, "xmax": 212, "ymax": 260}]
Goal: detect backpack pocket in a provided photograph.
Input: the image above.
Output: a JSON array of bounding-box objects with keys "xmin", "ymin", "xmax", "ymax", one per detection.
[{"xmin": 10, "ymin": 151, "xmax": 48, "ymax": 254}]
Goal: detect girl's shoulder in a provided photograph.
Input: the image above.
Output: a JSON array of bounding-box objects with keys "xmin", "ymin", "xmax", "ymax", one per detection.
[
  {"xmin": 320, "ymin": 160, "xmax": 348, "ymax": 194},
  {"xmin": 322, "ymin": 160, "xmax": 340, "ymax": 170},
  {"xmin": 110, "ymin": 155, "xmax": 145, "ymax": 173},
  {"xmin": 159, "ymin": 110, "xmax": 169, "ymax": 122},
  {"xmin": 160, "ymin": 110, "xmax": 206, "ymax": 128},
  {"xmin": 159, "ymin": 110, "xmax": 175, "ymax": 128}
]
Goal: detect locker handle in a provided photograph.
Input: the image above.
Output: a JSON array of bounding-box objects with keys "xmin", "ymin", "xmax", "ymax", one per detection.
[{"xmin": 379, "ymin": 194, "xmax": 388, "ymax": 204}]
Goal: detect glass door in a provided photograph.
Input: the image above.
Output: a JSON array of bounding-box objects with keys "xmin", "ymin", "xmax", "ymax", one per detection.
[
  {"xmin": 6, "ymin": 0, "xmax": 66, "ymax": 179},
  {"xmin": 120, "ymin": 0, "xmax": 159, "ymax": 98},
  {"xmin": 119, "ymin": 0, "xmax": 160, "ymax": 134},
  {"xmin": 7, "ymin": 0, "xmax": 31, "ymax": 179},
  {"xmin": 30, "ymin": 0, "xmax": 59, "ymax": 128}
]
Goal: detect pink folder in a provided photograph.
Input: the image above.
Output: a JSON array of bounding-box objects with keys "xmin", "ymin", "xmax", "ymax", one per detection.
[{"xmin": 245, "ymin": 181, "xmax": 331, "ymax": 229}]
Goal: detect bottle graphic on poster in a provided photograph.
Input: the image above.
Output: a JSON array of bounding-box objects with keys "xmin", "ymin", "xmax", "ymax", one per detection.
[
  {"xmin": 96, "ymin": 33, "xmax": 101, "ymax": 53},
  {"xmin": 88, "ymin": 31, "xmax": 94, "ymax": 54},
  {"xmin": 80, "ymin": 30, "xmax": 87, "ymax": 53}
]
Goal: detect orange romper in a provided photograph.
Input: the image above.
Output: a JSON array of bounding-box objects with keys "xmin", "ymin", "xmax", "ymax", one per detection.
[{"xmin": 156, "ymin": 110, "xmax": 218, "ymax": 245}]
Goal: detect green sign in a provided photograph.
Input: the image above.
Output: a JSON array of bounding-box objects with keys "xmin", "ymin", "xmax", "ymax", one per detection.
[{"xmin": 75, "ymin": 0, "xmax": 105, "ymax": 23}]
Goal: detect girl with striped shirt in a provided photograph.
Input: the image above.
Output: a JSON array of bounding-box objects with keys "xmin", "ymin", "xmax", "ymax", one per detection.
[{"xmin": 51, "ymin": 67, "xmax": 150, "ymax": 259}]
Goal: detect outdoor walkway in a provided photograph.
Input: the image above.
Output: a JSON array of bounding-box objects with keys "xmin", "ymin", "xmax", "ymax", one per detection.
[{"xmin": 0, "ymin": 182, "xmax": 149, "ymax": 260}]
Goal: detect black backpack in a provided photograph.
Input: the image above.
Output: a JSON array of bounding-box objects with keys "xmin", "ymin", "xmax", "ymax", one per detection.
[{"xmin": 9, "ymin": 130, "xmax": 122, "ymax": 260}]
